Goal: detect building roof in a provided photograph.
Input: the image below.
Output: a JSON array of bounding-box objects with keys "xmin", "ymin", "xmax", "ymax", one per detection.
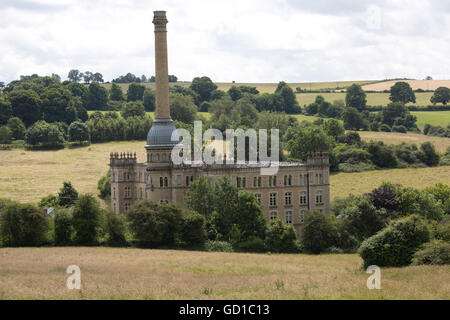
[{"xmin": 146, "ymin": 118, "xmax": 180, "ymax": 147}]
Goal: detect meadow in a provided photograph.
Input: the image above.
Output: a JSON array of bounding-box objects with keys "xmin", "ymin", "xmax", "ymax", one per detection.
[
  {"xmin": 0, "ymin": 247, "xmax": 448, "ymax": 299},
  {"xmin": 0, "ymin": 141, "xmax": 449, "ymax": 204},
  {"xmin": 411, "ymin": 111, "xmax": 450, "ymax": 128}
]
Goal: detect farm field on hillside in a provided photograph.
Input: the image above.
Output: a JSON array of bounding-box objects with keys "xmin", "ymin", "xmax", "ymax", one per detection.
[
  {"xmin": 411, "ymin": 111, "xmax": 450, "ymax": 128},
  {"xmin": 362, "ymin": 79, "xmax": 450, "ymax": 91},
  {"xmin": 0, "ymin": 141, "xmax": 449, "ymax": 203},
  {"xmin": 356, "ymin": 131, "xmax": 450, "ymax": 153},
  {"xmin": 0, "ymin": 247, "xmax": 448, "ymax": 299}
]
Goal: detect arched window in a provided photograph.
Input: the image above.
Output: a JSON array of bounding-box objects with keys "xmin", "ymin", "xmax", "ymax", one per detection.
[{"xmin": 164, "ymin": 177, "xmax": 168, "ymax": 187}]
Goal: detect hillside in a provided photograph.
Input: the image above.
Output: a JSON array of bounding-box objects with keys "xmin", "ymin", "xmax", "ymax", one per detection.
[
  {"xmin": 0, "ymin": 247, "xmax": 448, "ymax": 299},
  {"xmin": 362, "ymin": 79, "xmax": 450, "ymax": 92}
]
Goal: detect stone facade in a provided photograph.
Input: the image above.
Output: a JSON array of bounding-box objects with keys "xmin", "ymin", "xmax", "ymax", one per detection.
[{"xmin": 109, "ymin": 11, "xmax": 331, "ymax": 236}]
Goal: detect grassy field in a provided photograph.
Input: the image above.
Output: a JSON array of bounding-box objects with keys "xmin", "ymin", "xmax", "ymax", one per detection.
[
  {"xmin": 356, "ymin": 131, "xmax": 450, "ymax": 153},
  {"xmin": 0, "ymin": 141, "xmax": 449, "ymax": 203},
  {"xmin": 0, "ymin": 247, "xmax": 448, "ymax": 299},
  {"xmin": 411, "ymin": 111, "xmax": 450, "ymax": 127}
]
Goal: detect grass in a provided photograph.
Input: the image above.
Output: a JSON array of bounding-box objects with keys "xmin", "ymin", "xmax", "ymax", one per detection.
[
  {"xmin": 331, "ymin": 166, "xmax": 450, "ymax": 200},
  {"xmin": 411, "ymin": 111, "xmax": 450, "ymax": 128},
  {"xmin": 0, "ymin": 247, "xmax": 448, "ymax": 299},
  {"xmin": 356, "ymin": 131, "xmax": 450, "ymax": 153},
  {"xmin": 0, "ymin": 141, "xmax": 449, "ymax": 204}
]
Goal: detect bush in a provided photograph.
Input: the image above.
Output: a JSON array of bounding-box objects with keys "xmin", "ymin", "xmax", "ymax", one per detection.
[
  {"xmin": 392, "ymin": 125, "xmax": 407, "ymax": 133},
  {"xmin": 54, "ymin": 208, "xmax": 73, "ymax": 245},
  {"xmin": 72, "ymin": 194, "xmax": 102, "ymax": 245},
  {"xmin": 105, "ymin": 212, "xmax": 127, "ymax": 246},
  {"xmin": 0, "ymin": 202, "xmax": 50, "ymax": 246},
  {"xmin": 58, "ymin": 181, "xmax": 79, "ymax": 207},
  {"xmin": 380, "ymin": 124, "xmax": 391, "ymax": 132},
  {"xmin": 411, "ymin": 240, "xmax": 450, "ymax": 265},
  {"xmin": 38, "ymin": 194, "xmax": 59, "ymax": 208},
  {"xmin": 358, "ymin": 215, "xmax": 431, "ymax": 268},
  {"xmin": 234, "ymin": 236, "xmax": 266, "ymax": 253},
  {"xmin": 265, "ymin": 218, "xmax": 299, "ymax": 253},
  {"xmin": 180, "ymin": 211, "xmax": 207, "ymax": 246},
  {"xmin": 301, "ymin": 211, "xmax": 339, "ymax": 254},
  {"xmin": 204, "ymin": 240, "xmax": 234, "ymax": 252},
  {"xmin": 97, "ymin": 171, "xmax": 111, "ymax": 200}
]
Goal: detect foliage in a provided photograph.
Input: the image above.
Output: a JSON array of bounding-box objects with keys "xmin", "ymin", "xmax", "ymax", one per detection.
[
  {"xmin": 58, "ymin": 181, "xmax": 79, "ymax": 207},
  {"xmin": 300, "ymin": 211, "xmax": 339, "ymax": 254},
  {"xmin": 418, "ymin": 142, "xmax": 439, "ymax": 166},
  {"xmin": 342, "ymin": 107, "xmax": 367, "ymax": 130},
  {"xmin": 121, "ymin": 101, "xmax": 146, "ymax": 119},
  {"xmin": 190, "ymin": 76, "xmax": 218, "ymax": 102},
  {"xmin": 389, "ymin": 81, "xmax": 416, "ymax": 104},
  {"xmin": 423, "ymin": 183, "xmax": 450, "ymax": 214},
  {"xmin": 72, "ymin": 194, "xmax": 102, "ymax": 245},
  {"xmin": 287, "ymin": 126, "xmax": 332, "ymax": 161},
  {"xmin": 7, "ymin": 117, "xmax": 26, "ymax": 140},
  {"xmin": 68, "ymin": 121, "xmax": 90, "ymax": 143},
  {"xmin": 411, "ymin": 240, "xmax": 450, "ymax": 265},
  {"xmin": 0, "ymin": 126, "xmax": 12, "ymax": 144},
  {"xmin": 109, "ymin": 83, "xmax": 124, "ymax": 101},
  {"xmin": 127, "ymin": 83, "xmax": 146, "ymax": 102},
  {"xmin": 170, "ymin": 93, "xmax": 198, "ymax": 123},
  {"xmin": 234, "ymin": 236, "xmax": 266, "ymax": 253},
  {"xmin": 53, "ymin": 208, "xmax": 73, "ymax": 245},
  {"xmin": 143, "ymin": 88, "xmax": 155, "ymax": 111},
  {"xmin": 105, "ymin": 212, "xmax": 127, "ymax": 246},
  {"xmin": 97, "ymin": 171, "xmax": 111, "ymax": 200},
  {"xmin": 7, "ymin": 89, "xmax": 42, "ymax": 126},
  {"xmin": 358, "ymin": 214, "xmax": 431, "ymax": 268},
  {"xmin": 265, "ymin": 218, "xmax": 299, "ymax": 253},
  {"xmin": 234, "ymin": 191, "xmax": 267, "ymax": 241},
  {"xmin": 368, "ymin": 184, "xmax": 398, "ymax": 211},
  {"xmin": 38, "ymin": 194, "xmax": 59, "ymax": 208},
  {"xmin": 204, "ymin": 240, "xmax": 234, "ymax": 252},
  {"xmin": 0, "ymin": 97, "xmax": 12, "ymax": 125},
  {"xmin": 0, "ymin": 202, "xmax": 50, "ymax": 246},
  {"xmin": 345, "ymin": 84, "xmax": 367, "ymax": 111},
  {"xmin": 25, "ymin": 120, "xmax": 65, "ymax": 147},
  {"xmin": 85, "ymin": 82, "xmax": 108, "ymax": 110},
  {"xmin": 430, "ymin": 87, "xmax": 450, "ymax": 105}
]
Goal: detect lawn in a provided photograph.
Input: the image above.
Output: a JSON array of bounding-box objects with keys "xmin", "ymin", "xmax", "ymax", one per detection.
[
  {"xmin": 0, "ymin": 141, "xmax": 449, "ymax": 204},
  {"xmin": 0, "ymin": 247, "xmax": 448, "ymax": 299},
  {"xmin": 411, "ymin": 111, "xmax": 450, "ymax": 128},
  {"xmin": 356, "ymin": 131, "xmax": 450, "ymax": 153}
]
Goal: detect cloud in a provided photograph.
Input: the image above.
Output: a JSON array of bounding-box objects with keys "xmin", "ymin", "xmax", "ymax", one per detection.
[{"xmin": 0, "ymin": 0, "xmax": 449, "ymax": 84}]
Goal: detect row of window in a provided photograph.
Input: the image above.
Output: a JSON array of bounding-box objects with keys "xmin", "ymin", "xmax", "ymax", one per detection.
[
  {"xmin": 270, "ymin": 209, "xmax": 323, "ymax": 224},
  {"xmin": 147, "ymin": 153, "xmax": 170, "ymax": 163},
  {"xmin": 262, "ymin": 191, "xmax": 323, "ymax": 207}
]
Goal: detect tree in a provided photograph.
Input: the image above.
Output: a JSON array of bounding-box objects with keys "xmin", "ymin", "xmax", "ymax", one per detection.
[
  {"xmin": 109, "ymin": 83, "xmax": 124, "ymax": 101},
  {"xmin": 54, "ymin": 208, "xmax": 73, "ymax": 245},
  {"xmin": 25, "ymin": 120, "xmax": 65, "ymax": 147},
  {"xmin": 345, "ymin": 84, "xmax": 367, "ymax": 111},
  {"xmin": 185, "ymin": 176, "xmax": 215, "ymax": 221},
  {"xmin": 121, "ymin": 101, "xmax": 146, "ymax": 119},
  {"xmin": 342, "ymin": 107, "xmax": 367, "ymax": 130},
  {"xmin": 190, "ymin": 76, "xmax": 218, "ymax": 102},
  {"xmin": 68, "ymin": 69, "xmax": 82, "ymax": 82},
  {"xmin": 0, "ymin": 202, "xmax": 50, "ymax": 246},
  {"xmin": 275, "ymin": 81, "xmax": 301, "ymax": 114},
  {"xmin": 168, "ymin": 75, "xmax": 178, "ymax": 82},
  {"xmin": 264, "ymin": 218, "xmax": 298, "ymax": 253},
  {"xmin": 7, "ymin": 89, "xmax": 42, "ymax": 126},
  {"xmin": 92, "ymin": 72, "xmax": 104, "ymax": 83},
  {"xmin": 82, "ymin": 71, "xmax": 94, "ymax": 84},
  {"xmin": 105, "ymin": 211, "xmax": 127, "ymax": 246},
  {"xmin": 0, "ymin": 97, "xmax": 12, "ymax": 125},
  {"xmin": 389, "ymin": 81, "xmax": 416, "ymax": 104},
  {"xmin": 233, "ymin": 191, "xmax": 266, "ymax": 241},
  {"xmin": 72, "ymin": 194, "xmax": 102, "ymax": 245},
  {"xmin": 380, "ymin": 102, "xmax": 407, "ymax": 127},
  {"xmin": 40, "ymin": 87, "xmax": 76, "ymax": 124},
  {"xmin": 0, "ymin": 126, "xmax": 11, "ymax": 144},
  {"xmin": 127, "ymin": 83, "xmax": 146, "ymax": 101},
  {"xmin": 170, "ymin": 93, "xmax": 197, "ymax": 123},
  {"xmin": 143, "ymin": 88, "xmax": 156, "ymax": 111},
  {"xmin": 85, "ymin": 82, "xmax": 108, "ymax": 110},
  {"xmin": 287, "ymin": 127, "xmax": 333, "ymax": 161},
  {"xmin": 418, "ymin": 142, "xmax": 440, "ymax": 166},
  {"xmin": 430, "ymin": 87, "xmax": 450, "ymax": 105},
  {"xmin": 323, "ymin": 119, "xmax": 344, "ymax": 140},
  {"xmin": 212, "ymin": 176, "xmax": 239, "ymax": 240},
  {"xmin": 301, "ymin": 211, "xmax": 339, "ymax": 254},
  {"xmin": 68, "ymin": 121, "xmax": 90, "ymax": 143},
  {"xmin": 58, "ymin": 181, "xmax": 79, "ymax": 207},
  {"xmin": 7, "ymin": 117, "xmax": 26, "ymax": 140},
  {"xmin": 228, "ymin": 86, "xmax": 242, "ymax": 101},
  {"xmin": 97, "ymin": 171, "xmax": 111, "ymax": 199}
]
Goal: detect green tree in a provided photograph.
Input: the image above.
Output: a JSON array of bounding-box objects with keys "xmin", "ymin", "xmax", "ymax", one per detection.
[
  {"xmin": 7, "ymin": 117, "xmax": 26, "ymax": 140},
  {"xmin": 0, "ymin": 202, "xmax": 50, "ymax": 246},
  {"xmin": 275, "ymin": 81, "xmax": 301, "ymax": 114},
  {"xmin": 127, "ymin": 83, "xmax": 146, "ymax": 102},
  {"xmin": 212, "ymin": 176, "xmax": 239, "ymax": 240},
  {"xmin": 235, "ymin": 191, "xmax": 267, "ymax": 241},
  {"xmin": 264, "ymin": 218, "xmax": 298, "ymax": 253},
  {"xmin": 105, "ymin": 212, "xmax": 127, "ymax": 246},
  {"xmin": 389, "ymin": 81, "xmax": 416, "ymax": 104},
  {"xmin": 68, "ymin": 121, "xmax": 90, "ymax": 143},
  {"xmin": 430, "ymin": 87, "xmax": 450, "ymax": 105},
  {"xmin": 228, "ymin": 86, "xmax": 242, "ymax": 101},
  {"xmin": 345, "ymin": 84, "xmax": 367, "ymax": 111},
  {"xmin": 40, "ymin": 87, "xmax": 76, "ymax": 124},
  {"xmin": 301, "ymin": 210, "xmax": 339, "ymax": 254},
  {"xmin": 287, "ymin": 126, "xmax": 332, "ymax": 161},
  {"xmin": 85, "ymin": 82, "xmax": 108, "ymax": 110},
  {"xmin": 0, "ymin": 97, "xmax": 12, "ymax": 125},
  {"xmin": 58, "ymin": 181, "xmax": 79, "ymax": 207},
  {"xmin": 190, "ymin": 76, "xmax": 218, "ymax": 102},
  {"xmin": 109, "ymin": 82, "xmax": 124, "ymax": 101},
  {"xmin": 97, "ymin": 171, "xmax": 111, "ymax": 200},
  {"xmin": 68, "ymin": 69, "xmax": 82, "ymax": 82},
  {"xmin": 323, "ymin": 119, "xmax": 344, "ymax": 140},
  {"xmin": 121, "ymin": 101, "xmax": 146, "ymax": 119},
  {"xmin": 170, "ymin": 93, "xmax": 198, "ymax": 124},
  {"xmin": 0, "ymin": 126, "xmax": 12, "ymax": 144},
  {"xmin": 7, "ymin": 89, "xmax": 42, "ymax": 126},
  {"xmin": 143, "ymin": 88, "xmax": 155, "ymax": 111},
  {"xmin": 25, "ymin": 120, "xmax": 65, "ymax": 147},
  {"xmin": 418, "ymin": 141, "xmax": 440, "ymax": 167},
  {"xmin": 185, "ymin": 176, "xmax": 215, "ymax": 221},
  {"xmin": 54, "ymin": 208, "xmax": 73, "ymax": 245},
  {"xmin": 342, "ymin": 107, "xmax": 367, "ymax": 130},
  {"xmin": 72, "ymin": 194, "xmax": 102, "ymax": 245}
]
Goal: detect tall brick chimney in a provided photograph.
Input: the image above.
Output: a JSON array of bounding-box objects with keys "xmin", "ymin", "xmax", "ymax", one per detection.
[{"xmin": 153, "ymin": 11, "xmax": 170, "ymax": 119}]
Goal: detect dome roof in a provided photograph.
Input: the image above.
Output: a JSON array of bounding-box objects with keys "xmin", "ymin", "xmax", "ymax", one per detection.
[{"xmin": 146, "ymin": 118, "xmax": 180, "ymax": 147}]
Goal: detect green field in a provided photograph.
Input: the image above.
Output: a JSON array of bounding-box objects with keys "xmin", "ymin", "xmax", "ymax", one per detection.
[
  {"xmin": 411, "ymin": 111, "xmax": 450, "ymax": 127},
  {"xmin": 0, "ymin": 141, "xmax": 449, "ymax": 204},
  {"xmin": 0, "ymin": 247, "xmax": 448, "ymax": 299}
]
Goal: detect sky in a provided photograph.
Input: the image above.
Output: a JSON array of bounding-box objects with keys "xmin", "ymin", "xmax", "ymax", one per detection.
[{"xmin": 0, "ymin": 0, "xmax": 449, "ymax": 84}]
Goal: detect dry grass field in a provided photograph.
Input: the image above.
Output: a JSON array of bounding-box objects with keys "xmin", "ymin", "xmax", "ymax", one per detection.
[
  {"xmin": 0, "ymin": 141, "xmax": 449, "ymax": 203},
  {"xmin": 356, "ymin": 131, "xmax": 450, "ymax": 153},
  {"xmin": 362, "ymin": 80, "xmax": 450, "ymax": 91},
  {"xmin": 0, "ymin": 247, "xmax": 448, "ymax": 299}
]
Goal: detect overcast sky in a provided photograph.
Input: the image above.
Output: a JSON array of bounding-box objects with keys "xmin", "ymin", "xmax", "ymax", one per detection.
[{"xmin": 1, "ymin": 0, "xmax": 449, "ymax": 84}]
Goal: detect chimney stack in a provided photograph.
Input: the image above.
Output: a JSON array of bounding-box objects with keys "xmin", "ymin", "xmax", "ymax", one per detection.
[{"xmin": 153, "ymin": 11, "xmax": 170, "ymax": 119}]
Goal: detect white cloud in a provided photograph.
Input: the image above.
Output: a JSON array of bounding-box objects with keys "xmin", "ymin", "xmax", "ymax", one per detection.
[{"xmin": 0, "ymin": 0, "xmax": 449, "ymax": 83}]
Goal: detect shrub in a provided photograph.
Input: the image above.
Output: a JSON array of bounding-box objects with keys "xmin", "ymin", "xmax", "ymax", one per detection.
[
  {"xmin": 0, "ymin": 126, "xmax": 12, "ymax": 144},
  {"xmin": 38, "ymin": 194, "xmax": 59, "ymax": 208},
  {"xmin": 358, "ymin": 215, "xmax": 431, "ymax": 268},
  {"xmin": 180, "ymin": 211, "xmax": 207, "ymax": 246},
  {"xmin": 204, "ymin": 240, "xmax": 234, "ymax": 252},
  {"xmin": 265, "ymin": 218, "xmax": 299, "ymax": 253},
  {"xmin": 105, "ymin": 212, "xmax": 127, "ymax": 246},
  {"xmin": 0, "ymin": 202, "xmax": 50, "ymax": 246},
  {"xmin": 392, "ymin": 125, "xmax": 407, "ymax": 133},
  {"xmin": 54, "ymin": 208, "xmax": 73, "ymax": 245},
  {"xmin": 380, "ymin": 124, "xmax": 391, "ymax": 132},
  {"xmin": 97, "ymin": 171, "xmax": 111, "ymax": 200},
  {"xmin": 411, "ymin": 240, "xmax": 450, "ymax": 265},
  {"xmin": 301, "ymin": 211, "xmax": 339, "ymax": 254},
  {"xmin": 235, "ymin": 236, "xmax": 266, "ymax": 253},
  {"xmin": 72, "ymin": 194, "xmax": 102, "ymax": 245},
  {"xmin": 58, "ymin": 181, "xmax": 79, "ymax": 207}
]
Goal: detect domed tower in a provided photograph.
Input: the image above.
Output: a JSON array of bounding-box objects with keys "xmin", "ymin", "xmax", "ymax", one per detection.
[{"xmin": 145, "ymin": 11, "xmax": 180, "ymax": 167}]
